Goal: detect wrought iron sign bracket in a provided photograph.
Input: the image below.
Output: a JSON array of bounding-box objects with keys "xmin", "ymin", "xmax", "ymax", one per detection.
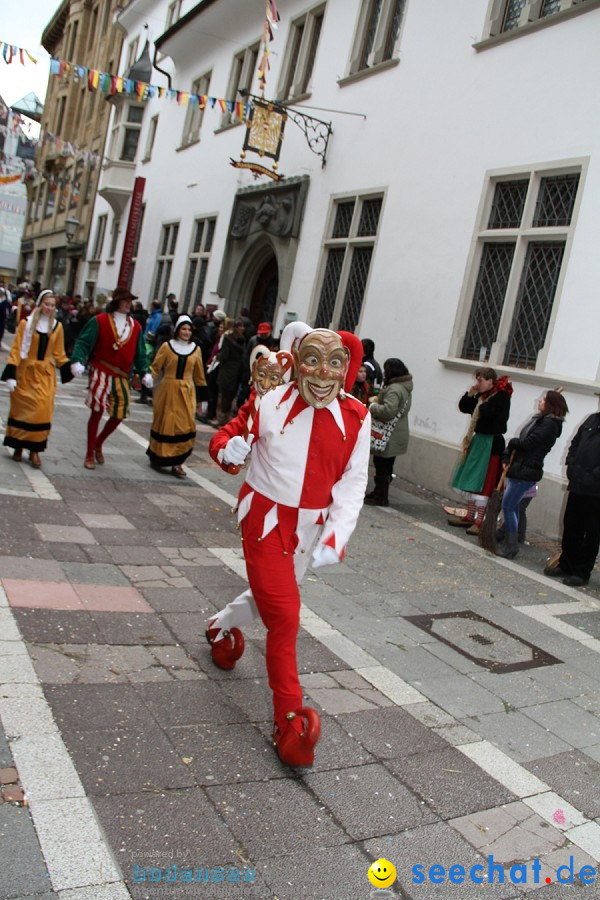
[{"xmin": 241, "ymin": 92, "xmax": 333, "ymax": 168}]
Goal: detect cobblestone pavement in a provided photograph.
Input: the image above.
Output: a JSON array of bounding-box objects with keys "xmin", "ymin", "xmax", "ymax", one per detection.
[{"xmin": 0, "ymin": 368, "xmax": 599, "ymax": 900}]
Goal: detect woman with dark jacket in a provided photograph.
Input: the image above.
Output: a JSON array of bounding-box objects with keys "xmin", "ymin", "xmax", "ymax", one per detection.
[
  {"xmin": 497, "ymin": 390, "xmax": 568, "ymax": 559},
  {"xmin": 544, "ymin": 408, "xmax": 600, "ymax": 586},
  {"xmin": 450, "ymin": 368, "xmax": 512, "ymax": 534},
  {"xmin": 365, "ymin": 358, "xmax": 413, "ymax": 507},
  {"xmin": 216, "ymin": 319, "xmax": 246, "ymax": 425}
]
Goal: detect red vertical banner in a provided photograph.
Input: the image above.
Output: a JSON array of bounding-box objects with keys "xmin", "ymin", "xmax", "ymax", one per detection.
[{"xmin": 118, "ymin": 176, "xmax": 145, "ymax": 289}]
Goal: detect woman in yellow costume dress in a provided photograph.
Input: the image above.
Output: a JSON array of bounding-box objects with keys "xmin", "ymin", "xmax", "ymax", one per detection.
[
  {"xmin": 1, "ymin": 289, "xmax": 72, "ymax": 468},
  {"xmin": 147, "ymin": 315, "xmax": 206, "ymax": 478}
]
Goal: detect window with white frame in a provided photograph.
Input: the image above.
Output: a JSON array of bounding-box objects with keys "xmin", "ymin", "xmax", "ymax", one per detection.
[
  {"xmin": 277, "ymin": 5, "xmax": 324, "ymax": 102},
  {"xmin": 91, "ymin": 214, "xmax": 107, "ymax": 260},
  {"xmin": 181, "ymin": 72, "xmax": 211, "ymax": 147},
  {"xmin": 182, "ymin": 217, "xmax": 216, "ymax": 312},
  {"xmin": 69, "ymin": 160, "xmax": 83, "ymax": 210},
  {"xmin": 458, "ymin": 166, "xmax": 581, "ymax": 370},
  {"xmin": 55, "ymin": 96, "xmax": 66, "ymax": 135},
  {"xmin": 108, "ymin": 216, "xmax": 120, "ymax": 260},
  {"xmin": 222, "ymin": 43, "xmax": 259, "ymax": 126},
  {"xmin": 44, "ymin": 182, "xmax": 56, "ymax": 219},
  {"xmin": 166, "ymin": 0, "xmax": 182, "ymax": 30},
  {"xmin": 35, "ymin": 186, "xmax": 43, "ymax": 221},
  {"xmin": 313, "ymin": 193, "xmax": 383, "ymax": 332},
  {"xmin": 142, "ymin": 115, "xmax": 158, "ymax": 161},
  {"xmin": 109, "ymin": 102, "xmax": 144, "ymax": 163},
  {"xmin": 152, "ymin": 223, "xmax": 179, "ymax": 302},
  {"xmin": 484, "ymin": 0, "xmax": 594, "ymax": 39},
  {"xmin": 124, "ymin": 38, "xmax": 139, "ymax": 72},
  {"xmin": 348, "ymin": 0, "xmax": 407, "ymax": 76}
]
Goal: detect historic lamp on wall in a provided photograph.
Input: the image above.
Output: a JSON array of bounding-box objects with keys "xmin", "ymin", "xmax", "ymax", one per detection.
[{"xmin": 65, "ymin": 217, "xmax": 80, "ymax": 243}]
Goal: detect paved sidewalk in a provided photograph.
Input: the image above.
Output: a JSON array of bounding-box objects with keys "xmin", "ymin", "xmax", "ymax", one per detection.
[{"xmin": 1, "ymin": 374, "xmax": 599, "ymax": 899}]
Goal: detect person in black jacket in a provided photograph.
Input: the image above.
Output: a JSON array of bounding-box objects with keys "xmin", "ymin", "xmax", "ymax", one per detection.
[
  {"xmin": 544, "ymin": 407, "xmax": 600, "ymax": 586},
  {"xmin": 497, "ymin": 390, "xmax": 568, "ymax": 559},
  {"xmin": 450, "ymin": 368, "xmax": 512, "ymax": 534}
]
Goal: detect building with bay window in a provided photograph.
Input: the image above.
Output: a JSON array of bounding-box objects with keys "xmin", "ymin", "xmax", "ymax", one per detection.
[{"xmin": 20, "ymin": 0, "xmax": 125, "ymax": 297}]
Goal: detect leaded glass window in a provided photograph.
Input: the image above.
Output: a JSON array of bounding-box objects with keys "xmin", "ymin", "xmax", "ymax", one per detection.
[
  {"xmin": 462, "ymin": 244, "xmax": 515, "ymax": 360},
  {"xmin": 154, "ymin": 223, "xmax": 179, "ymax": 302},
  {"xmin": 313, "ymin": 193, "xmax": 383, "ymax": 330},
  {"xmin": 339, "ymin": 248, "xmax": 374, "ymax": 332},
  {"xmin": 183, "ymin": 217, "xmax": 216, "ymax": 313},
  {"xmin": 332, "ymin": 201, "xmax": 355, "ymax": 239},
  {"xmin": 488, "ymin": 180, "xmax": 528, "ymax": 229},
  {"xmin": 360, "ymin": 0, "xmax": 383, "ymax": 70},
  {"xmin": 533, "ymin": 174, "xmax": 579, "ymax": 227},
  {"xmin": 384, "ymin": 0, "xmax": 408, "ymax": 60},
  {"xmin": 540, "ymin": 0, "xmax": 561, "ymax": 16},
  {"xmin": 504, "ymin": 243, "xmax": 565, "ymax": 368},
  {"xmin": 502, "ymin": 0, "xmax": 526, "ymax": 31},
  {"xmin": 459, "ymin": 165, "xmax": 581, "ymax": 370},
  {"xmin": 358, "ymin": 198, "xmax": 383, "ymax": 236},
  {"xmin": 314, "ymin": 249, "xmax": 345, "ymax": 328},
  {"xmin": 353, "ymin": 0, "xmax": 406, "ymax": 73}
]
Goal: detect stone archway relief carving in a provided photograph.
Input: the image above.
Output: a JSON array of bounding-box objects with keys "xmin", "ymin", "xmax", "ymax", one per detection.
[
  {"xmin": 217, "ymin": 175, "xmax": 309, "ymax": 316},
  {"xmin": 229, "ymin": 176, "xmax": 309, "ymax": 241}
]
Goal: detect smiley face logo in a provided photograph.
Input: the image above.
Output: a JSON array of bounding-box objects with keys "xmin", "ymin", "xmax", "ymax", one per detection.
[{"xmin": 367, "ymin": 858, "xmax": 397, "ymax": 888}]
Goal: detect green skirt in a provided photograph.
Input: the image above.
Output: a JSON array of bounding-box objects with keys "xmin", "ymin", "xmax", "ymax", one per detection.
[{"xmin": 452, "ymin": 433, "xmax": 494, "ymax": 493}]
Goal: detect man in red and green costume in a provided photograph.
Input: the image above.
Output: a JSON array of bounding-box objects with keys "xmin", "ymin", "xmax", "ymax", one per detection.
[{"xmin": 70, "ymin": 287, "xmax": 152, "ymax": 468}]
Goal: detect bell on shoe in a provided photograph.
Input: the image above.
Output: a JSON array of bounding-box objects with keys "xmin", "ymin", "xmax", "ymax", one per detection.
[
  {"xmin": 273, "ymin": 708, "xmax": 321, "ymax": 767},
  {"xmin": 205, "ymin": 619, "xmax": 245, "ymax": 670}
]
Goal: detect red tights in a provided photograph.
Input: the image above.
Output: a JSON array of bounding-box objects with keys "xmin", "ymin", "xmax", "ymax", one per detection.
[
  {"xmin": 241, "ymin": 500, "xmax": 304, "ymax": 733},
  {"xmin": 86, "ymin": 409, "xmax": 121, "ymax": 458}
]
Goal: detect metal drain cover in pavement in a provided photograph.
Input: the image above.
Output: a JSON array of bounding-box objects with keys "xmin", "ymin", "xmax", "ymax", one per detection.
[{"xmin": 405, "ymin": 610, "xmax": 561, "ymax": 673}]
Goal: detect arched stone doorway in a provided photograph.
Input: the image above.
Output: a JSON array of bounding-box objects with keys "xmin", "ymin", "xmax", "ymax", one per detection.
[
  {"xmin": 249, "ymin": 256, "xmax": 278, "ymax": 324},
  {"xmin": 216, "ymin": 176, "xmax": 309, "ymax": 329}
]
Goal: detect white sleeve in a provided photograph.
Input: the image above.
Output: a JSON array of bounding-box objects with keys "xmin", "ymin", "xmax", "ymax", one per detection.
[{"xmin": 320, "ymin": 411, "xmax": 371, "ymax": 557}]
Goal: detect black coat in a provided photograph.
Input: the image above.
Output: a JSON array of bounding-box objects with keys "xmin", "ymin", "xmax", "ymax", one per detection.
[
  {"xmin": 459, "ymin": 389, "xmax": 511, "ymax": 456},
  {"xmin": 505, "ymin": 414, "xmax": 563, "ymax": 483},
  {"xmin": 217, "ymin": 332, "xmax": 245, "ymax": 391},
  {"xmin": 566, "ymin": 413, "xmax": 600, "ymax": 497}
]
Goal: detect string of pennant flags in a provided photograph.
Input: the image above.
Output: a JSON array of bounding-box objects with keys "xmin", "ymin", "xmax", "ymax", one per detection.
[
  {"xmin": 1, "ymin": 42, "xmax": 37, "ymax": 65},
  {"xmin": 1, "ymin": 38, "xmax": 254, "ymax": 119},
  {"xmin": 1, "ymin": 1, "xmax": 284, "ymax": 177},
  {"xmin": 258, "ymin": 0, "xmax": 281, "ymax": 93},
  {"xmin": 48, "ymin": 58, "xmax": 254, "ymax": 118}
]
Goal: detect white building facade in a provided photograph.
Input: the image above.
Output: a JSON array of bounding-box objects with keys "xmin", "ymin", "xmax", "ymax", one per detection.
[{"xmin": 85, "ymin": 0, "xmax": 600, "ymax": 535}]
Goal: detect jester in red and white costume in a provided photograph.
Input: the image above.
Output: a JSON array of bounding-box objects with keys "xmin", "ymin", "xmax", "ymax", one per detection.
[
  {"xmin": 208, "ymin": 323, "xmax": 370, "ymax": 766},
  {"xmin": 70, "ymin": 287, "xmax": 152, "ymax": 469}
]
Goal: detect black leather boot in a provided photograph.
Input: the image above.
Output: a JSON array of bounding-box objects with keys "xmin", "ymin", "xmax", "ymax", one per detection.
[{"xmin": 496, "ymin": 531, "xmax": 519, "ymax": 559}]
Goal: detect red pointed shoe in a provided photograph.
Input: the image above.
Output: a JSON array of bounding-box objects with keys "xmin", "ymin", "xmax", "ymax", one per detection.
[
  {"xmin": 273, "ymin": 708, "xmax": 321, "ymax": 767},
  {"xmin": 205, "ymin": 621, "xmax": 245, "ymax": 670}
]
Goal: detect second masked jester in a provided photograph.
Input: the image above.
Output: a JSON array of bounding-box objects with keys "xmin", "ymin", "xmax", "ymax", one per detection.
[{"xmin": 208, "ymin": 324, "xmax": 370, "ymax": 767}]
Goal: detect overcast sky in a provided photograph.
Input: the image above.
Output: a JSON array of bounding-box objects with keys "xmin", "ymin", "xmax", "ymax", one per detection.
[{"xmin": 0, "ymin": 0, "xmax": 60, "ymax": 110}]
